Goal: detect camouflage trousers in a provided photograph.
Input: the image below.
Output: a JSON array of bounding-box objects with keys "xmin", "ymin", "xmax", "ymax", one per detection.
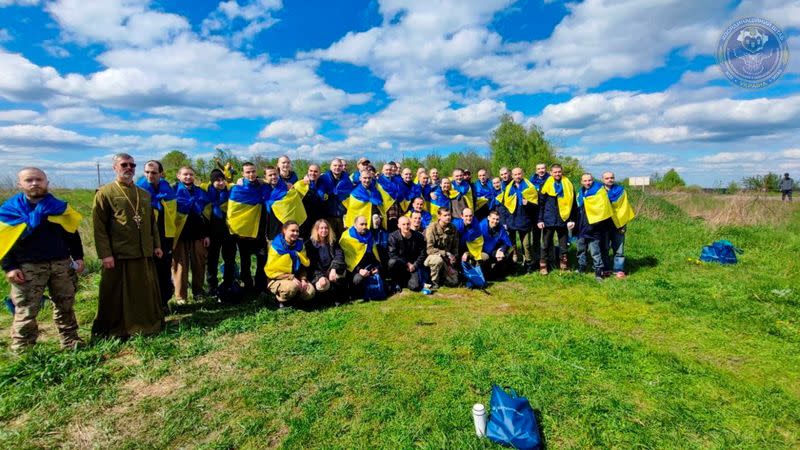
[{"xmin": 9, "ymin": 259, "xmax": 82, "ymax": 351}]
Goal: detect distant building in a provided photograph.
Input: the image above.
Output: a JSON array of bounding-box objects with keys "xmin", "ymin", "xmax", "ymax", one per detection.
[{"xmin": 629, "ymin": 176, "xmax": 651, "ymax": 186}]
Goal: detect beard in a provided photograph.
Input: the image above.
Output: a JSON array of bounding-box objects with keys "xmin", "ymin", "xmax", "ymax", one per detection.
[{"xmin": 26, "ymin": 187, "xmax": 48, "ymax": 199}]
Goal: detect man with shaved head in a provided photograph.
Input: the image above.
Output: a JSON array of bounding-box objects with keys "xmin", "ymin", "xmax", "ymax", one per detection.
[
  {"xmin": 296, "ymin": 164, "xmax": 325, "ymax": 238},
  {"xmin": 1, "ymin": 167, "xmax": 84, "ymax": 351},
  {"xmin": 387, "ymin": 215, "xmax": 427, "ymax": 292}
]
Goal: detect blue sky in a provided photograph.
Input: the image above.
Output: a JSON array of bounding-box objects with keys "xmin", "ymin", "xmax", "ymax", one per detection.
[{"xmin": 0, "ymin": 0, "xmax": 799, "ymax": 187}]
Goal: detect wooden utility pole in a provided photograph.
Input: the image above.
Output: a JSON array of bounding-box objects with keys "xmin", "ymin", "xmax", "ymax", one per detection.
[{"xmin": 96, "ymin": 162, "xmax": 101, "ymax": 187}]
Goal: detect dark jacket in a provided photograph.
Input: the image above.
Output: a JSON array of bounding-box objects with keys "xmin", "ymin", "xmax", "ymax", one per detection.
[
  {"xmin": 500, "ymin": 201, "xmax": 537, "ymax": 231},
  {"xmin": 577, "ymin": 205, "xmax": 612, "ymax": 240},
  {"xmin": 538, "ymin": 189, "xmax": 577, "ymax": 228},
  {"xmin": 2, "ymin": 220, "xmax": 83, "ymax": 271},
  {"xmin": 306, "ymin": 240, "xmax": 346, "ymax": 279},
  {"xmin": 388, "ymin": 230, "xmax": 426, "ymax": 269}
]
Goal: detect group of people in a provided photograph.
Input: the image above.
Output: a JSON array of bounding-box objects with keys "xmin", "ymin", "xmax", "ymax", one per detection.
[{"xmin": 1, "ymin": 153, "xmax": 635, "ymax": 351}]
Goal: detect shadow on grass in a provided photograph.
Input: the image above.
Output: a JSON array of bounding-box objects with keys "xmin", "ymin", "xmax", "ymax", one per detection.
[{"xmin": 626, "ymin": 255, "xmax": 659, "ymax": 274}]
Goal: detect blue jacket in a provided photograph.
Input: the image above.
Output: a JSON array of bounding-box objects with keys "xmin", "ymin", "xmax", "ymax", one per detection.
[{"xmin": 499, "ymin": 201, "xmax": 537, "ymax": 231}]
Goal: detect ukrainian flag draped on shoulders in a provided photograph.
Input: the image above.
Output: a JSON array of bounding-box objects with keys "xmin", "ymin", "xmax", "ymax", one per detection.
[
  {"xmin": 136, "ymin": 177, "xmax": 177, "ymax": 237},
  {"xmin": 206, "ymin": 185, "xmax": 230, "ymax": 220},
  {"xmin": 429, "ymin": 187, "xmax": 458, "ymax": 216},
  {"xmin": 340, "ymin": 226, "xmax": 381, "ymax": 271},
  {"xmin": 343, "ymin": 180, "xmax": 394, "ymax": 230},
  {"xmin": 0, "ymin": 193, "xmax": 81, "ymax": 260},
  {"xmin": 227, "ymin": 179, "xmax": 265, "ymax": 238},
  {"xmin": 453, "ymin": 180, "xmax": 482, "ymax": 211},
  {"xmin": 540, "ymin": 176, "xmax": 575, "ymax": 222},
  {"xmin": 174, "ymin": 182, "xmax": 211, "ymax": 243},
  {"xmin": 497, "ymin": 179, "xmax": 538, "ymax": 214},
  {"xmin": 452, "ymin": 218, "xmax": 484, "ymax": 260},
  {"xmin": 405, "ymin": 208, "xmax": 432, "ymax": 229},
  {"xmin": 606, "ymin": 184, "xmax": 635, "ymax": 228},
  {"xmin": 394, "ymin": 180, "xmax": 421, "ymax": 213},
  {"xmin": 576, "ymin": 180, "xmax": 613, "ymax": 224},
  {"xmin": 265, "ymin": 234, "xmax": 309, "ymax": 279},
  {"xmin": 265, "ymin": 178, "xmax": 307, "ymax": 226},
  {"xmin": 479, "ymin": 218, "xmax": 512, "ymax": 254}
]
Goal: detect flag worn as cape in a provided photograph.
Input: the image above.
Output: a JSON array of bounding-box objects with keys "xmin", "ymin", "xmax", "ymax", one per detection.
[
  {"xmin": 497, "ymin": 179, "xmax": 538, "ymax": 215},
  {"xmin": 452, "ymin": 180, "xmax": 479, "ymax": 211},
  {"xmin": 394, "ymin": 180, "xmax": 421, "ymax": 212},
  {"xmin": 207, "ymin": 185, "xmax": 230, "ymax": 219},
  {"xmin": 293, "ymin": 178, "xmax": 327, "ymax": 202},
  {"xmin": 479, "ymin": 218, "xmax": 513, "ymax": 254},
  {"xmin": 136, "ymin": 177, "xmax": 177, "ymax": 237},
  {"xmin": 530, "ymin": 173, "xmax": 550, "ymax": 192},
  {"xmin": 340, "ymin": 225, "xmax": 381, "ymax": 272},
  {"xmin": 540, "ymin": 176, "xmax": 575, "ymax": 222},
  {"xmin": 405, "ymin": 208, "xmax": 432, "ymax": 229},
  {"xmin": 175, "ymin": 182, "xmax": 211, "ymax": 244},
  {"xmin": 227, "ymin": 180, "xmax": 265, "ymax": 238},
  {"xmin": 0, "ymin": 192, "xmax": 81, "ymax": 261},
  {"xmin": 606, "ymin": 184, "xmax": 635, "ymax": 228},
  {"xmin": 577, "ymin": 180, "xmax": 613, "ymax": 225},
  {"xmin": 343, "ymin": 181, "xmax": 394, "ymax": 230},
  {"xmin": 452, "ymin": 217, "xmax": 484, "ymax": 260},
  {"xmin": 429, "ymin": 187, "xmax": 459, "ymax": 217},
  {"xmin": 265, "ymin": 178, "xmax": 307, "ymax": 226},
  {"xmin": 265, "ymin": 234, "xmax": 309, "ymax": 279}
]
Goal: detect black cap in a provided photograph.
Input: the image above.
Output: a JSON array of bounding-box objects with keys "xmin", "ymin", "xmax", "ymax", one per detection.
[{"xmin": 210, "ymin": 169, "xmax": 225, "ymax": 182}]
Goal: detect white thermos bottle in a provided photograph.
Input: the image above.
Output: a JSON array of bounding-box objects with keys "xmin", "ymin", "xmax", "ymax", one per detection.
[{"xmin": 472, "ymin": 403, "xmax": 487, "ymax": 437}]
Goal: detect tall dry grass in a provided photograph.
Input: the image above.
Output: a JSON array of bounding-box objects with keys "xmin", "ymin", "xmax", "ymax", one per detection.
[{"xmin": 659, "ymin": 191, "xmax": 798, "ymax": 228}]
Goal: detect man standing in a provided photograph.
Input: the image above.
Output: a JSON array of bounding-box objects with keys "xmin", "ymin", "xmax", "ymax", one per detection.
[
  {"xmin": 473, "ymin": 168, "xmax": 493, "ymax": 219},
  {"xmin": 424, "ymin": 208, "xmax": 460, "ymax": 289},
  {"xmin": 388, "ymin": 216, "xmax": 427, "ymax": 292},
  {"xmin": 318, "ymin": 158, "xmax": 348, "ymax": 237},
  {"xmin": 429, "ymin": 168, "xmax": 440, "ymax": 187},
  {"xmin": 498, "ymin": 167, "xmax": 539, "ymax": 273},
  {"xmin": 576, "ymin": 174, "xmax": 614, "ymax": 281},
  {"xmin": 206, "ymin": 169, "xmax": 236, "ymax": 297},
  {"xmin": 172, "ymin": 166, "xmax": 211, "ymax": 303},
  {"xmin": 294, "ymin": 164, "xmax": 325, "ymax": 238},
  {"xmin": 602, "ymin": 171, "xmax": 635, "ymax": 278},
  {"xmin": 93, "ymin": 153, "xmax": 164, "ymax": 338},
  {"xmin": 227, "ymin": 162, "xmax": 268, "ymax": 293},
  {"xmin": 1, "ymin": 167, "xmax": 84, "ymax": 351},
  {"xmin": 537, "ymin": 164, "xmax": 576, "ymax": 274},
  {"xmin": 137, "ymin": 160, "xmax": 176, "ymax": 311},
  {"xmin": 530, "ymin": 163, "xmax": 550, "ymax": 192},
  {"xmin": 780, "ymin": 173, "xmax": 794, "ymax": 201},
  {"xmin": 264, "ymin": 165, "xmax": 307, "ymax": 241},
  {"xmin": 498, "ymin": 167, "xmax": 511, "ymax": 189},
  {"xmin": 450, "ymin": 168, "xmax": 473, "ymax": 218}
]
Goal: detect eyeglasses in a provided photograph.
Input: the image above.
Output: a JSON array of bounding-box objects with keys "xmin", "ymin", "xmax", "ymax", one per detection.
[{"xmin": 119, "ymin": 162, "xmax": 136, "ymax": 168}]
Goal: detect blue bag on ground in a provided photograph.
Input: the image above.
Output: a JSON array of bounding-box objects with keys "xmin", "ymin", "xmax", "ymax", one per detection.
[
  {"xmin": 699, "ymin": 240, "xmax": 742, "ymax": 264},
  {"xmin": 487, "ymin": 385, "xmax": 542, "ymax": 450},
  {"xmin": 461, "ymin": 261, "xmax": 487, "ymax": 289},
  {"xmin": 363, "ymin": 273, "xmax": 387, "ymax": 300}
]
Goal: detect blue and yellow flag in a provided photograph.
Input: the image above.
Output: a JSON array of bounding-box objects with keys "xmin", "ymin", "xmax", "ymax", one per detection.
[
  {"xmin": 429, "ymin": 187, "xmax": 459, "ymax": 217},
  {"xmin": 606, "ymin": 184, "xmax": 635, "ymax": 228},
  {"xmin": 540, "ymin": 177, "xmax": 575, "ymax": 222},
  {"xmin": 530, "ymin": 173, "xmax": 550, "ymax": 192},
  {"xmin": 265, "ymin": 234, "xmax": 309, "ymax": 279},
  {"xmin": 452, "ymin": 217, "xmax": 484, "ymax": 260},
  {"xmin": 339, "ymin": 225, "xmax": 381, "ymax": 272},
  {"xmin": 343, "ymin": 181, "xmax": 394, "ymax": 230},
  {"xmin": 496, "ymin": 179, "xmax": 538, "ymax": 214},
  {"xmin": 404, "ymin": 208, "xmax": 432, "ymax": 229},
  {"xmin": 479, "ymin": 218, "xmax": 513, "ymax": 254},
  {"xmin": 473, "ymin": 180, "xmax": 494, "ymax": 211},
  {"xmin": 227, "ymin": 180, "xmax": 265, "ymax": 238},
  {"xmin": 207, "ymin": 185, "xmax": 230, "ymax": 220},
  {"xmin": 136, "ymin": 177, "xmax": 177, "ymax": 237},
  {"xmin": 452, "ymin": 180, "xmax": 479, "ymax": 212},
  {"xmin": 0, "ymin": 193, "xmax": 81, "ymax": 261},
  {"xmin": 265, "ymin": 178, "xmax": 307, "ymax": 226},
  {"xmin": 577, "ymin": 181, "xmax": 614, "ymax": 225},
  {"xmin": 175, "ymin": 183, "xmax": 211, "ymax": 244},
  {"xmin": 394, "ymin": 180, "xmax": 421, "ymax": 213}
]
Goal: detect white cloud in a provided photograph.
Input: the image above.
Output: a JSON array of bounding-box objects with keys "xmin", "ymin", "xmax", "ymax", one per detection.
[
  {"xmin": 47, "ymin": 0, "xmax": 190, "ymax": 47},
  {"xmin": 0, "ymin": 0, "xmax": 39, "ymax": 6},
  {"xmin": 0, "ymin": 109, "xmax": 40, "ymax": 122},
  {"xmin": 258, "ymin": 119, "xmax": 318, "ymax": 140},
  {"xmin": 0, "ymin": 49, "xmax": 63, "ymax": 102},
  {"xmin": 580, "ymin": 151, "xmax": 676, "ymax": 167},
  {"xmin": 0, "ymin": 124, "xmax": 93, "ymax": 149},
  {"xmin": 41, "ymin": 41, "xmax": 70, "ymax": 58},
  {"xmin": 202, "ymin": 0, "xmax": 282, "ymax": 47},
  {"xmin": 0, "ymin": 28, "xmax": 11, "ymax": 42}
]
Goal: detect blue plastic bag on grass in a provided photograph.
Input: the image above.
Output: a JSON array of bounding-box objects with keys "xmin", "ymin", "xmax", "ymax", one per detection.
[
  {"xmin": 461, "ymin": 261, "xmax": 487, "ymax": 289},
  {"xmin": 699, "ymin": 240, "xmax": 742, "ymax": 264},
  {"xmin": 363, "ymin": 273, "xmax": 387, "ymax": 300},
  {"xmin": 487, "ymin": 385, "xmax": 542, "ymax": 450}
]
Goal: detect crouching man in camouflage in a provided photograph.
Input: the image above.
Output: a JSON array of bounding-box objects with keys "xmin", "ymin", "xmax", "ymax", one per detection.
[{"xmin": 1, "ymin": 168, "xmax": 85, "ymax": 352}]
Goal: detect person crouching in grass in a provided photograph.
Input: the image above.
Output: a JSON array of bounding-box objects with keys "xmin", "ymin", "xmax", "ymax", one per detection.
[{"xmin": 265, "ymin": 221, "xmax": 314, "ymax": 307}]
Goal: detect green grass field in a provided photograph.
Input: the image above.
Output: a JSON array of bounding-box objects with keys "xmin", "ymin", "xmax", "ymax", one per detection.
[{"xmin": 0, "ymin": 189, "xmax": 798, "ymax": 449}]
